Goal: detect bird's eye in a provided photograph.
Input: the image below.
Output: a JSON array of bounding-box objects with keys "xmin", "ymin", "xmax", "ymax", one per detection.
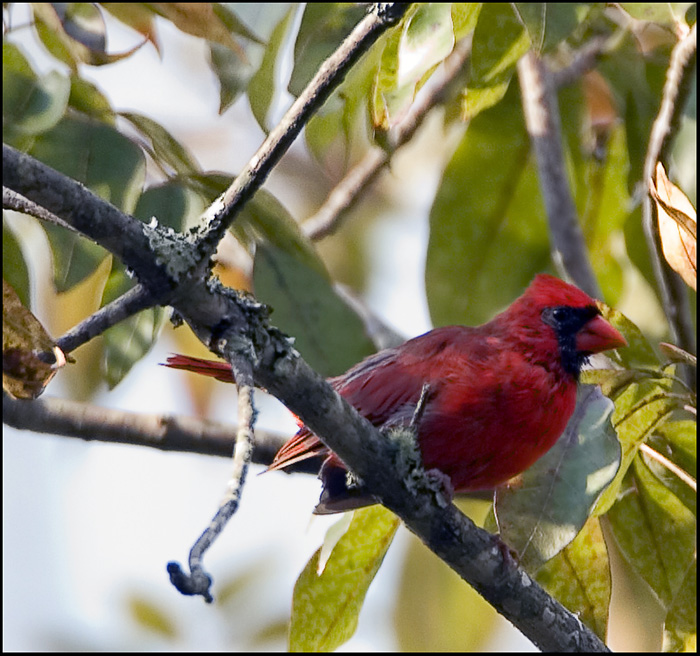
[{"xmin": 542, "ymin": 306, "xmax": 568, "ymax": 328}]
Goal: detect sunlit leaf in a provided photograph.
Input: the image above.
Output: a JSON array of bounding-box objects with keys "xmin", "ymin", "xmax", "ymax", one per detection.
[
  {"xmin": 3, "ymin": 44, "xmax": 70, "ymax": 138},
  {"xmin": 595, "ymin": 375, "xmax": 678, "ymax": 514},
  {"xmin": 462, "ymin": 3, "xmax": 531, "ymax": 119},
  {"xmin": 534, "ymin": 517, "xmax": 611, "ymax": 640},
  {"xmin": 607, "ymin": 455, "xmax": 696, "ymax": 608},
  {"xmin": 495, "ymin": 385, "xmax": 620, "ymax": 569},
  {"xmin": 662, "ymin": 559, "xmax": 697, "ymax": 652},
  {"xmin": 619, "ymin": 3, "xmax": 694, "ymax": 27},
  {"xmin": 289, "ymin": 506, "xmax": 399, "ymax": 652},
  {"xmin": 394, "ymin": 505, "xmax": 498, "ymax": 651}
]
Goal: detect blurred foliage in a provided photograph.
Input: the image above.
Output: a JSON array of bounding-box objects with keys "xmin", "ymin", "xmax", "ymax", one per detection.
[{"xmin": 2, "ymin": 2, "xmax": 696, "ymax": 652}]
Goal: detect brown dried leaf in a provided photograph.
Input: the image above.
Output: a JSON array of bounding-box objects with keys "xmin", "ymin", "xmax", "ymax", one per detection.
[
  {"xmin": 650, "ymin": 162, "xmax": 697, "ymax": 290},
  {"xmin": 3, "ymin": 280, "xmax": 65, "ymax": 399}
]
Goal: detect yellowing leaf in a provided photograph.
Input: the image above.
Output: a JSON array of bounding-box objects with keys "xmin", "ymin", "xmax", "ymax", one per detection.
[
  {"xmin": 289, "ymin": 506, "xmax": 399, "ymax": 652},
  {"xmin": 152, "ymin": 3, "xmax": 248, "ymax": 60},
  {"xmin": 650, "ymin": 162, "xmax": 697, "ymax": 290},
  {"xmin": 3, "ymin": 280, "xmax": 65, "ymax": 399}
]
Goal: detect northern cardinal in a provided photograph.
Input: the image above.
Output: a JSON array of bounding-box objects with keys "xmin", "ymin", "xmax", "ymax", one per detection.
[{"xmin": 165, "ymin": 274, "xmax": 626, "ymax": 513}]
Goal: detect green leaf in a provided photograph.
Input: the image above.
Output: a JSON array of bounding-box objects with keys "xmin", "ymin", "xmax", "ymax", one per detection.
[
  {"xmin": 599, "ymin": 34, "xmax": 668, "ymax": 195},
  {"xmin": 646, "ymin": 419, "xmax": 696, "ymax": 517},
  {"xmin": 151, "ymin": 3, "xmax": 249, "ymax": 59},
  {"xmin": 28, "ymin": 116, "xmax": 145, "ymax": 291},
  {"xmin": 534, "ymin": 517, "xmax": 611, "ymax": 641},
  {"xmin": 98, "ymin": 180, "xmax": 203, "ymax": 387},
  {"xmin": 42, "ymin": 225, "xmax": 108, "ymax": 293},
  {"xmin": 462, "ymin": 3, "xmax": 531, "ymax": 118},
  {"xmin": 495, "ymin": 385, "xmax": 620, "ymax": 570},
  {"xmin": 100, "ymin": 3, "xmax": 160, "ymax": 52},
  {"xmin": 513, "ymin": 4, "xmax": 592, "ymax": 53},
  {"xmin": 248, "ymin": 8, "xmax": 295, "ymax": 130},
  {"xmin": 29, "ymin": 116, "xmax": 145, "ymax": 213},
  {"xmin": 288, "ymin": 4, "xmax": 367, "ymax": 98},
  {"xmin": 236, "ymin": 190, "xmax": 327, "ymax": 275},
  {"xmin": 289, "ymin": 506, "xmax": 400, "ymax": 652},
  {"xmin": 253, "ymin": 244, "xmax": 375, "ymax": 377},
  {"xmin": 101, "ymin": 260, "xmax": 165, "ymax": 388},
  {"xmin": 451, "ymin": 3, "xmax": 482, "ymax": 42},
  {"xmin": 372, "ymin": 4, "xmax": 454, "ymax": 131},
  {"xmin": 209, "ymin": 41, "xmax": 262, "ymax": 115},
  {"xmin": 3, "ymin": 220, "xmax": 31, "ymax": 309},
  {"xmin": 394, "ymin": 508, "xmax": 499, "ymax": 651},
  {"xmin": 426, "ymin": 83, "xmax": 550, "ymax": 327},
  {"xmin": 126, "ymin": 594, "xmax": 178, "ymax": 639},
  {"xmin": 597, "ymin": 304, "xmax": 660, "ymax": 369},
  {"xmin": 662, "ymin": 558, "xmax": 697, "ymax": 652},
  {"xmin": 607, "ymin": 455, "xmax": 696, "ymax": 608},
  {"xmin": 305, "ymin": 31, "xmax": 383, "ymax": 167},
  {"xmin": 595, "ymin": 375, "xmax": 678, "ymax": 514},
  {"xmin": 68, "ymin": 75, "xmax": 115, "ymax": 124},
  {"xmin": 620, "ymin": 3, "xmax": 694, "ymax": 26},
  {"xmin": 3, "ymin": 48, "xmax": 70, "ymax": 137},
  {"xmin": 120, "ymin": 111, "xmax": 201, "ymax": 177},
  {"xmin": 132, "ymin": 180, "xmax": 205, "ymax": 232},
  {"xmin": 396, "ymin": 3, "xmax": 454, "ymax": 96}
]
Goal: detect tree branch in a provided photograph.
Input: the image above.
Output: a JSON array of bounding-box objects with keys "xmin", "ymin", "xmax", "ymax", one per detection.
[
  {"xmin": 517, "ymin": 50, "xmax": 602, "ymax": 299},
  {"xmin": 2, "ymin": 391, "xmax": 310, "ymax": 468},
  {"xmin": 642, "ymin": 23, "xmax": 697, "ymax": 358},
  {"xmin": 56, "ymin": 285, "xmax": 156, "ymax": 354},
  {"xmin": 195, "ymin": 3, "xmax": 410, "ymax": 256},
  {"xmin": 3, "ymin": 186, "xmax": 82, "ymax": 234},
  {"xmin": 167, "ymin": 347, "xmax": 258, "ymax": 603},
  {"xmin": 303, "ymin": 35, "xmax": 471, "ymax": 241}
]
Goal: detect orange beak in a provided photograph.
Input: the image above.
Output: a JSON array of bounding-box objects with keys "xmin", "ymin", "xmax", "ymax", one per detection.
[{"xmin": 575, "ymin": 315, "xmax": 627, "ymax": 354}]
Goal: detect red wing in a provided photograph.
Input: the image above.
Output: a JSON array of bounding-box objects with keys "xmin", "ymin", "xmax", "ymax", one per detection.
[
  {"xmin": 267, "ymin": 427, "xmax": 327, "ymax": 472},
  {"xmin": 163, "ymin": 354, "xmax": 235, "ymax": 383}
]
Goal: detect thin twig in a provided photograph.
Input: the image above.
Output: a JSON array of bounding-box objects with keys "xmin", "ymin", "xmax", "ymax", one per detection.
[
  {"xmin": 517, "ymin": 50, "xmax": 601, "ymax": 298},
  {"xmin": 56, "ymin": 285, "xmax": 156, "ymax": 354},
  {"xmin": 640, "ymin": 442, "xmax": 697, "ymax": 492},
  {"xmin": 303, "ymin": 36, "xmax": 472, "ymax": 241},
  {"xmin": 2, "ymin": 391, "xmax": 304, "ymax": 468},
  {"xmin": 196, "ymin": 3, "xmax": 409, "ymax": 256},
  {"xmin": 549, "ymin": 36, "xmax": 609, "ymax": 88},
  {"xmin": 641, "ymin": 23, "xmax": 697, "ymax": 360},
  {"xmin": 3, "ymin": 187, "xmax": 82, "ymax": 234},
  {"xmin": 167, "ymin": 346, "xmax": 258, "ymax": 602}
]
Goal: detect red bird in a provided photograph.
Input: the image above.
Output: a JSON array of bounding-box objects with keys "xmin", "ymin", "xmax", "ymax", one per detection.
[{"xmin": 166, "ymin": 274, "xmax": 626, "ymax": 513}]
